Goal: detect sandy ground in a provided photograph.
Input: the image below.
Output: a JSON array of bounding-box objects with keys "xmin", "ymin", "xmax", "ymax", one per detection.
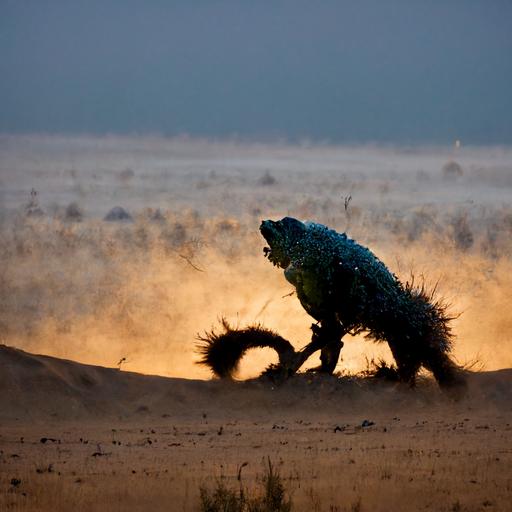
[
  {"xmin": 1, "ymin": 346, "xmax": 512, "ymax": 511},
  {"xmin": 1, "ymin": 135, "xmax": 512, "ymax": 510}
]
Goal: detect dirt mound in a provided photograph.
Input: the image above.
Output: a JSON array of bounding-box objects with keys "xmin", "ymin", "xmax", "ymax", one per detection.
[
  {"xmin": 0, "ymin": 345, "xmax": 199, "ymax": 421},
  {"xmin": 1, "ymin": 345, "xmax": 511, "ymax": 422},
  {"xmin": 103, "ymin": 206, "xmax": 133, "ymax": 222}
]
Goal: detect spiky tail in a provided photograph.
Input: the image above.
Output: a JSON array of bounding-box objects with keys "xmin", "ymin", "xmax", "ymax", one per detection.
[{"xmin": 197, "ymin": 319, "xmax": 296, "ymax": 378}]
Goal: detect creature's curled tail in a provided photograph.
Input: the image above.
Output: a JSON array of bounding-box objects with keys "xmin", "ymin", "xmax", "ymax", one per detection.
[{"xmin": 197, "ymin": 319, "xmax": 296, "ymax": 378}]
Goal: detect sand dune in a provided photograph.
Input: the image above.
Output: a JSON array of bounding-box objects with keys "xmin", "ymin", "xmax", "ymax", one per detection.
[
  {"xmin": 2, "ymin": 344, "xmax": 511, "ymax": 423},
  {"xmin": 0, "ymin": 344, "xmax": 212, "ymax": 421}
]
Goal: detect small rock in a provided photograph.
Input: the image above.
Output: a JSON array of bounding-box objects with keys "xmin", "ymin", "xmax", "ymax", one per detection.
[
  {"xmin": 149, "ymin": 208, "xmax": 166, "ymax": 222},
  {"xmin": 40, "ymin": 437, "xmax": 57, "ymax": 444},
  {"xmin": 104, "ymin": 206, "xmax": 133, "ymax": 222}
]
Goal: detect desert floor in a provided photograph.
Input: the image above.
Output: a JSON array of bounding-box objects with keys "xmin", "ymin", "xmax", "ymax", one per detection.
[
  {"xmin": 1, "ymin": 136, "xmax": 511, "ymax": 510},
  {"xmin": 1, "ymin": 345, "xmax": 512, "ymax": 512}
]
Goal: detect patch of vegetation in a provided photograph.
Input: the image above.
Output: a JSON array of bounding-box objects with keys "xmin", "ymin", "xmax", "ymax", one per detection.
[
  {"xmin": 199, "ymin": 458, "xmax": 292, "ymax": 512},
  {"xmin": 361, "ymin": 357, "xmax": 400, "ymax": 382}
]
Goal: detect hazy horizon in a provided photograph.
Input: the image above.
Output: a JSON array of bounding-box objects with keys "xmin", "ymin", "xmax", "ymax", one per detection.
[{"xmin": 1, "ymin": 1, "xmax": 511, "ymax": 144}]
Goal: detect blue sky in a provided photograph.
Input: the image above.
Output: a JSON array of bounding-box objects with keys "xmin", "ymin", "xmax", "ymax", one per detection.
[{"xmin": 1, "ymin": 0, "xmax": 511, "ymax": 143}]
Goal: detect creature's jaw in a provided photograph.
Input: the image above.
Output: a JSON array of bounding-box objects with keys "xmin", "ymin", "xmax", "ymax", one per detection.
[
  {"xmin": 262, "ymin": 245, "xmax": 289, "ymax": 268},
  {"xmin": 262, "ymin": 246, "xmax": 275, "ymax": 264}
]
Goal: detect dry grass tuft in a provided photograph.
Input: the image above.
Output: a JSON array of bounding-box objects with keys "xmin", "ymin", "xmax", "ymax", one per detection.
[{"xmin": 199, "ymin": 458, "xmax": 292, "ymax": 512}]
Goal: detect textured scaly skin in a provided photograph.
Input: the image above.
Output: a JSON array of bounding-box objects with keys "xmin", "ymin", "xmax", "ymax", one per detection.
[{"xmin": 260, "ymin": 217, "xmax": 464, "ymax": 389}]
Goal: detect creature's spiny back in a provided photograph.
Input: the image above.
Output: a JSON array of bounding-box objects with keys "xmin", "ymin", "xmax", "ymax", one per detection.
[{"xmin": 289, "ymin": 222, "xmax": 398, "ymax": 288}]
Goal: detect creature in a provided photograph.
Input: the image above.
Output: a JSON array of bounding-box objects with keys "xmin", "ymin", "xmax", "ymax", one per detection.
[{"xmin": 199, "ymin": 217, "xmax": 465, "ymax": 391}]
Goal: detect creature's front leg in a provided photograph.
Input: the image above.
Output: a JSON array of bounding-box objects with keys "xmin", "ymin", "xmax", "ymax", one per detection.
[
  {"xmin": 283, "ymin": 265, "xmax": 345, "ymax": 374},
  {"xmin": 285, "ymin": 318, "xmax": 345, "ymax": 375},
  {"xmin": 309, "ymin": 318, "xmax": 345, "ymax": 373}
]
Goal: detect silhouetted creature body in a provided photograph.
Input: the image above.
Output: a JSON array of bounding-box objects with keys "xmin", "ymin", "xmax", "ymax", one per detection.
[{"xmin": 199, "ymin": 217, "xmax": 465, "ymax": 392}]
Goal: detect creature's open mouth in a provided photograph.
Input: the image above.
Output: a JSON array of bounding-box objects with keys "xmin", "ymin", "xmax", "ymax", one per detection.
[
  {"xmin": 263, "ymin": 246, "xmax": 277, "ymax": 265},
  {"xmin": 260, "ymin": 219, "xmax": 292, "ymax": 268},
  {"xmin": 263, "ymin": 245, "xmax": 289, "ymax": 268}
]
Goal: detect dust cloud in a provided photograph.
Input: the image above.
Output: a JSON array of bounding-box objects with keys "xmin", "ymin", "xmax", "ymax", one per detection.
[{"xmin": 1, "ymin": 135, "xmax": 511, "ymax": 378}]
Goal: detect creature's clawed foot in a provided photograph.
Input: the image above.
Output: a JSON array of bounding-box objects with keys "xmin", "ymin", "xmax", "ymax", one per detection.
[
  {"xmin": 262, "ymin": 349, "xmax": 305, "ymax": 384},
  {"xmin": 262, "ymin": 363, "xmax": 296, "ymax": 384},
  {"xmin": 306, "ymin": 364, "xmax": 334, "ymax": 374},
  {"xmin": 437, "ymin": 370, "xmax": 468, "ymax": 401},
  {"xmin": 260, "ymin": 321, "xmax": 347, "ymax": 382}
]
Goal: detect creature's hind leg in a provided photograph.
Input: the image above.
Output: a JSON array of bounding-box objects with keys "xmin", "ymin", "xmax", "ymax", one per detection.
[
  {"xmin": 396, "ymin": 359, "xmax": 421, "ymax": 386},
  {"xmin": 387, "ymin": 340, "xmax": 421, "ymax": 386},
  {"xmin": 423, "ymin": 348, "xmax": 467, "ymax": 396}
]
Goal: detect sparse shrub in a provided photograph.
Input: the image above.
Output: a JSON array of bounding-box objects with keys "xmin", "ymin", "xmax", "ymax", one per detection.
[
  {"xmin": 254, "ymin": 459, "xmax": 292, "ymax": 512},
  {"xmin": 200, "ymin": 481, "xmax": 245, "ymax": 512},
  {"xmin": 65, "ymin": 202, "xmax": 84, "ymax": 222},
  {"xmin": 442, "ymin": 160, "xmax": 463, "ymax": 180},
  {"xmin": 25, "ymin": 188, "xmax": 44, "ymax": 217},
  {"xmin": 503, "ymin": 212, "xmax": 512, "ymax": 233},
  {"xmin": 258, "ymin": 171, "xmax": 277, "ymax": 186},
  {"xmin": 407, "ymin": 210, "xmax": 435, "ymax": 242},
  {"xmin": 146, "ymin": 208, "xmax": 166, "ymax": 222},
  {"xmin": 451, "ymin": 212, "xmax": 473, "ymax": 250},
  {"xmin": 482, "ymin": 223, "xmax": 499, "ymax": 258},
  {"xmin": 199, "ymin": 459, "xmax": 292, "ymax": 512},
  {"xmin": 361, "ymin": 358, "xmax": 400, "ymax": 381},
  {"xmin": 216, "ymin": 219, "xmax": 240, "ymax": 233},
  {"xmin": 169, "ymin": 222, "xmax": 187, "ymax": 247},
  {"xmin": 119, "ymin": 168, "xmax": 135, "ymax": 182}
]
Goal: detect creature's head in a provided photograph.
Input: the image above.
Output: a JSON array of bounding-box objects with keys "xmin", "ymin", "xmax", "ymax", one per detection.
[{"xmin": 260, "ymin": 217, "xmax": 307, "ymax": 268}]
